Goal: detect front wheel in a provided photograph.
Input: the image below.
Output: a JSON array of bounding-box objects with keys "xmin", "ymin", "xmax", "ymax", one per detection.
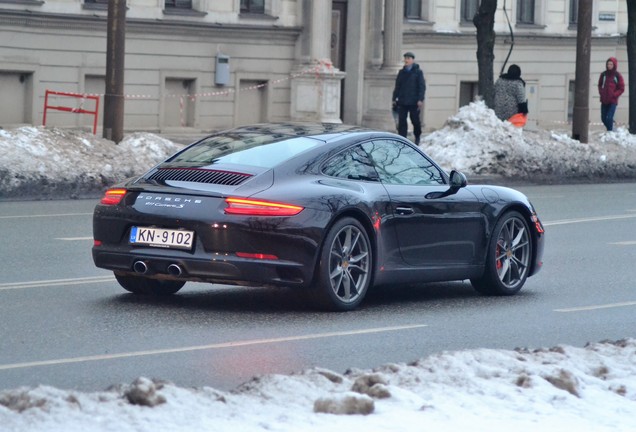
[
  {"xmin": 471, "ymin": 211, "xmax": 532, "ymax": 296},
  {"xmin": 115, "ymin": 273, "xmax": 185, "ymax": 296},
  {"xmin": 310, "ymin": 217, "xmax": 373, "ymax": 311}
]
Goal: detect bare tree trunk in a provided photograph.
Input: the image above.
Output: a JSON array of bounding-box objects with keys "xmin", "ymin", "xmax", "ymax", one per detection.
[
  {"xmin": 103, "ymin": 0, "xmax": 126, "ymax": 144},
  {"xmin": 627, "ymin": 1, "xmax": 636, "ymax": 134},
  {"xmin": 571, "ymin": 0, "xmax": 592, "ymax": 143},
  {"xmin": 473, "ymin": 0, "xmax": 497, "ymax": 108}
]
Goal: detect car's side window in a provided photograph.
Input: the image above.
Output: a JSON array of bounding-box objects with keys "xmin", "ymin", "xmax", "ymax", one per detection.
[
  {"xmin": 322, "ymin": 145, "xmax": 379, "ymax": 181},
  {"xmin": 362, "ymin": 140, "xmax": 444, "ymax": 185}
]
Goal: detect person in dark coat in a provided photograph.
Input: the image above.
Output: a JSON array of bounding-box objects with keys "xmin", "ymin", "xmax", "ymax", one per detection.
[
  {"xmin": 494, "ymin": 64, "xmax": 528, "ymax": 123},
  {"xmin": 392, "ymin": 52, "xmax": 426, "ymax": 144},
  {"xmin": 598, "ymin": 57, "xmax": 625, "ymax": 131}
]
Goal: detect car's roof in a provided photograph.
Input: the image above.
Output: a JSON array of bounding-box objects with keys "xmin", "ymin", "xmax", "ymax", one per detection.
[{"xmin": 211, "ymin": 122, "xmax": 378, "ymax": 142}]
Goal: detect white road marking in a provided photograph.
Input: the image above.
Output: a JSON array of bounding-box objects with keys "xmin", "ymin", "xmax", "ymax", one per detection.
[
  {"xmin": 0, "ymin": 276, "xmax": 114, "ymax": 290},
  {"xmin": 608, "ymin": 241, "xmax": 636, "ymax": 246},
  {"xmin": 554, "ymin": 301, "xmax": 636, "ymax": 312},
  {"xmin": 55, "ymin": 237, "xmax": 93, "ymax": 241},
  {"xmin": 0, "ymin": 324, "xmax": 429, "ymax": 371},
  {"xmin": 0, "ymin": 213, "xmax": 92, "ymax": 219},
  {"xmin": 543, "ymin": 214, "xmax": 636, "ymax": 227}
]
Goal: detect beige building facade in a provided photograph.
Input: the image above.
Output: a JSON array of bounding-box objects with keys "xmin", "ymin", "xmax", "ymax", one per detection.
[{"xmin": 0, "ymin": 0, "xmax": 629, "ymax": 134}]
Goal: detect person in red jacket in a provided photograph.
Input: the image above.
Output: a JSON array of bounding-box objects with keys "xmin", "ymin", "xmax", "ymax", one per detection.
[{"xmin": 598, "ymin": 57, "xmax": 625, "ymax": 131}]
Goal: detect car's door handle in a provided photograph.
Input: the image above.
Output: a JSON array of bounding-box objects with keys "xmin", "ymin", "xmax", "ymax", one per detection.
[{"xmin": 395, "ymin": 206, "xmax": 414, "ymax": 215}]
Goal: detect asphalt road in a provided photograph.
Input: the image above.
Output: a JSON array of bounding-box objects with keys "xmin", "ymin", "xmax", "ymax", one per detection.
[{"xmin": 0, "ymin": 182, "xmax": 635, "ymax": 393}]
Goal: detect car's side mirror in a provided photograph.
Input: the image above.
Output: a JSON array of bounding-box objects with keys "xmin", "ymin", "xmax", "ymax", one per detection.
[
  {"xmin": 449, "ymin": 170, "xmax": 467, "ymax": 190},
  {"xmin": 425, "ymin": 170, "xmax": 467, "ymax": 199}
]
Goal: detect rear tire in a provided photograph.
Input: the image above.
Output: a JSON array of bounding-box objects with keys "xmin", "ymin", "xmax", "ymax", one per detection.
[
  {"xmin": 115, "ymin": 273, "xmax": 185, "ymax": 296},
  {"xmin": 471, "ymin": 211, "xmax": 532, "ymax": 296},
  {"xmin": 310, "ymin": 217, "xmax": 372, "ymax": 311}
]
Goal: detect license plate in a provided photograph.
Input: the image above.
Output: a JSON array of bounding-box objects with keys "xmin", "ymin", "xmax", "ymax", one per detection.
[{"xmin": 130, "ymin": 227, "xmax": 194, "ymax": 250}]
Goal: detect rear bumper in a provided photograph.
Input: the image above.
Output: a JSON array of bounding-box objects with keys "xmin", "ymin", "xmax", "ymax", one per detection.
[{"xmin": 92, "ymin": 248, "xmax": 311, "ymax": 288}]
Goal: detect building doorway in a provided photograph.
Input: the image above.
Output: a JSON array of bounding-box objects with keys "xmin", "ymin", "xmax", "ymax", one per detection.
[
  {"xmin": 164, "ymin": 78, "xmax": 195, "ymax": 128},
  {"xmin": 238, "ymin": 80, "xmax": 267, "ymax": 125},
  {"xmin": 0, "ymin": 71, "xmax": 32, "ymax": 126}
]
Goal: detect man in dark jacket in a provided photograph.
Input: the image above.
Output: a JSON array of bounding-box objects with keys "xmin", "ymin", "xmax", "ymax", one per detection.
[
  {"xmin": 392, "ymin": 52, "xmax": 426, "ymax": 144},
  {"xmin": 598, "ymin": 57, "xmax": 625, "ymax": 131}
]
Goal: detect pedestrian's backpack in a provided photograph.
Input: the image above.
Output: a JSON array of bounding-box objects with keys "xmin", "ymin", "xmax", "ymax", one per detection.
[{"xmin": 601, "ymin": 72, "xmax": 619, "ymax": 87}]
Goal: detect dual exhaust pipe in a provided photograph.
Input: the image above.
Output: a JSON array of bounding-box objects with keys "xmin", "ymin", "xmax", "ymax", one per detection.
[
  {"xmin": 133, "ymin": 260, "xmax": 183, "ymax": 277},
  {"xmin": 133, "ymin": 260, "xmax": 148, "ymax": 274}
]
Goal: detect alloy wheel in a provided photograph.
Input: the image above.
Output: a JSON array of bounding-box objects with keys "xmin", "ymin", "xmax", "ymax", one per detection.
[
  {"xmin": 328, "ymin": 224, "xmax": 371, "ymax": 304},
  {"xmin": 495, "ymin": 216, "xmax": 531, "ymax": 289}
]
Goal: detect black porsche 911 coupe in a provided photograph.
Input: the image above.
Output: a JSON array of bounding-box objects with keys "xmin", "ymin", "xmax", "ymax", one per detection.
[{"xmin": 92, "ymin": 123, "xmax": 545, "ymax": 311}]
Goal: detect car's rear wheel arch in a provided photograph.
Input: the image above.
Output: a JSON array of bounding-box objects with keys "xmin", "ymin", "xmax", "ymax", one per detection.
[
  {"xmin": 319, "ymin": 209, "xmax": 378, "ymax": 282},
  {"xmin": 308, "ymin": 210, "xmax": 376, "ymax": 311}
]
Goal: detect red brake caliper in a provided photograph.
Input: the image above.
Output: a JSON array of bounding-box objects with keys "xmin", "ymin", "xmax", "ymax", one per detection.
[{"xmin": 496, "ymin": 243, "xmax": 502, "ymax": 270}]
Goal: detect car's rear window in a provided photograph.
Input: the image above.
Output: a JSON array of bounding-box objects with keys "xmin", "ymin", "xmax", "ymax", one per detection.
[{"xmin": 169, "ymin": 134, "xmax": 321, "ymax": 168}]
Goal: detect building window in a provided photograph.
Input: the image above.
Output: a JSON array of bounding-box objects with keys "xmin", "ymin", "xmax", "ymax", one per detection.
[
  {"xmin": 241, "ymin": 0, "xmax": 265, "ymax": 14},
  {"xmin": 165, "ymin": 0, "xmax": 193, "ymax": 8},
  {"xmin": 83, "ymin": 0, "xmax": 108, "ymax": 10},
  {"xmin": 405, "ymin": 0, "xmax": 433, "ymax": 21},
  {"xmin": 569, "ymin": 0, "xmax": 578, "ymax": 24},
  {"xmin": 405, "ymin": 0, "xmax": 421, "ymax": 19},
  {"xmin": 517, "ymin": 0, "xmax": 535, "ymax": 24},
  {"xmin": 461, "ymin": 0, "xmax": 479, "ymax": 22}
]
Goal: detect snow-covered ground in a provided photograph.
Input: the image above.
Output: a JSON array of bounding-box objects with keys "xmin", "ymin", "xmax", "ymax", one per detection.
[
  {"xmin": 1, "ymin": 339, "xmax": 635, "ymax": 432},
  {"xmin": 1, "ymin": 101, "xmax": 636, "ymax": 431}
]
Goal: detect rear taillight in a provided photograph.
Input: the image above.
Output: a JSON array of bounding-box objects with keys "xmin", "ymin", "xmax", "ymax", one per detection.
[
  {"xmin": 236, "ymin": 252, "xmax": 279, "ymax": 260},
  {"xmin": 100, "ymin": 188, "xmax": 127, "ymax": 205},
  {"xmin": 224, "ymin": 197, "xmax": 304, "ymax": 216}
]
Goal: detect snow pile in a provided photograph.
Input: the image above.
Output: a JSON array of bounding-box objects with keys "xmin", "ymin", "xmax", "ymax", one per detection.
[
  {"xmin": 0, "ymin": 127, "xmax": 182, "ymax": 199},
  {"xmin": 1, "ymin": 339, "xmax": 635, "ymax": 431},
  {"xmin": 422, "ymin": 101, "xmax": 636, "ymax": 180}
]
